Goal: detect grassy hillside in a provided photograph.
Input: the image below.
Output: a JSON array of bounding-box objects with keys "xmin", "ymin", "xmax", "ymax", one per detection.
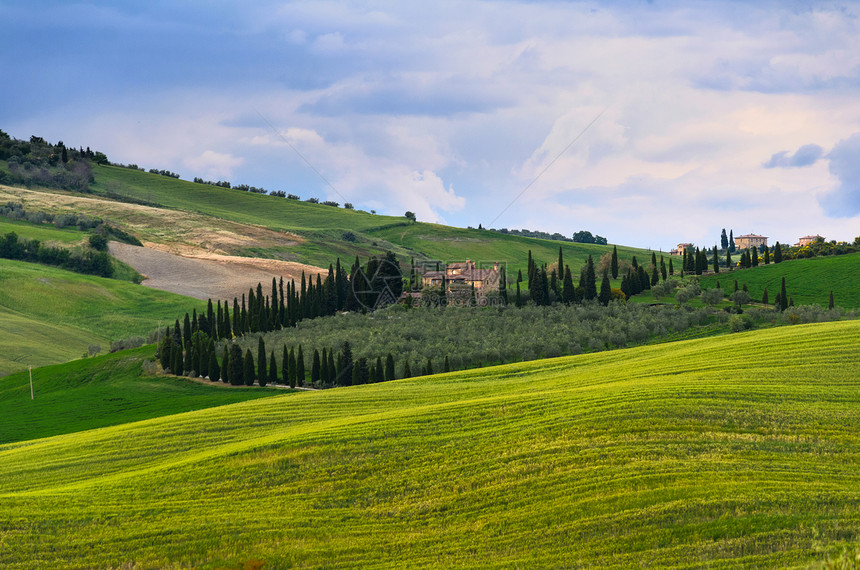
[
  {"xmin": 0, "ymin": 258, "xmax": 205, "ymax": 375},
  {"xmin": 700, "ymin": 253, "xmax": 860, "ymax": 309},
  {"xmin": 88, "ymin": 165, "xmax": 651, "ymax": 273},
  {"xmin": 0, "ymin": 346, "xmax": 283, "ymax": 444},
  {"xmin": 0, "ymin": 216, "xmax": 87, "ymax": 244},
  {"xmin": 1, "ymin": 320, "xmax": 857, "ymax": 568}
]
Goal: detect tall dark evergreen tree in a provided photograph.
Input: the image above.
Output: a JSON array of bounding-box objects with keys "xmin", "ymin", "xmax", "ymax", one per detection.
[
  {"xmin": 829, "ymin": 290, "xmax": 835, "ymax": 310},
  {"xmin": 584, "ymin": 255, "xmax": 597, "ymax": 300},
  {"xmin": 288, "ymin": 347, "xmax": 297, "ymax": 389},
  {"xmin": 243, "ymin": 349, "xmax": 255, "ymax": 386},
  {"xmin": 774, "ymin": 242, "xmax": 783, "ymax": 263},
  {"xmin": 296, "ymin": 346, "xmax": 305, "ymax": 387},
  {"xmin": 183, "ymin": 313, "xmax": 191, "ymax": 349},
  {"xmin": 209, "ymin": 351, "xmax": 220, "ymax": 382},
  {"xmin": 712, "ymin": 246, "xmax": 720, "ymax": 273},
  {"xmin": 761, "ymin": 287, "xmax": 769, "ymax": 305},
  {"xmin": 267, "ymin": 352, "xmax": 277, "ymax": 386},
  {"xmin": 385, "ymin": 353, "xmax": 395, "ymax": 382},
  {"xmin": 779, "ymin": 276, "xmax": 788, "ymax": 311},
  {"xmin": 720, "ymin": 228, "xmax": 728, "ymax": 250},
  {"xmin": 311, "ymin": 348, "xmax": 321, "ymax": 386},
  {"xmin": 257, "ymin": 337, "xmax": 267, "ymax": 385},
  {"xmin": 660, "ymin": 256, "xmax": 667, "ymax": 281},
  {"xmin": 562, "ymin": 265, "xmax": 575, "ymax": 304},
  {"xmin": 610, "ymin": 245, "xmax": 619, "ymax": 279},
  {"xmin": 669, "ymin": 258, "xmax": 674, "ymax": 276},
  {"xmin": 221, "ymin": 346, "xmax": 230, "ymax": 383},
  {"xmin": 729, "ymin": 230, "xmax": 735, "ymax": 252},
  {"xmin": 557, "ymin": 246, "xmax": 564, "ymax": 281},
  {"xmin": 229, "ymin": 344, "xmax": 244, "ymax": 386},
  {"xmin": 320, "ymin": 348, "xmax": 329, "ymax": 387},
  {"xmin": 598, "ymin": 272, "xmax": 611, "ymax": 306},
  {"xmin": 751, "ymin": 246, "xmax": 759, "ymax": 267},
  {"xmin": 726, "ymin": 248, "xmax": 732, "ymax": 269},
  {"xmin": 403, "ymin": 359, "xmax": 411, "ymax": 379}
]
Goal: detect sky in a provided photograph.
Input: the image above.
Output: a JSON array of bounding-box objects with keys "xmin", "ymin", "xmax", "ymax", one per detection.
[{"xmin": 2, "ymin": 0, "xmax": 859, "ymax": 251}]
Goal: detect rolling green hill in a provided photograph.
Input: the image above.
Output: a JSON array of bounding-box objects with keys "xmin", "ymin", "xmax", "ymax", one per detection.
[
  {"xmin": 0, "ymin": 346, "xmax": 283, "ymax": 444},
  {"xmin": 0, "ymin": 258, "xmax": 205, "ymax": 375},
  {"xmin": 89, "ymin": 164, "xmax": 649, "ymax": 274},
  {"xmin": 700, "ymin": 253, "xmax": 860, "ymax": 309},
  {"xmin": 1, "ymin": 320, "xmax": 857, "ymax": 568}
]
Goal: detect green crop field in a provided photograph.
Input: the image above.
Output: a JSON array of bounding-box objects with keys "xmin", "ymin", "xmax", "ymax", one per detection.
[
  {"xmin": 700, "ymin": 253, "xmax": 860, "ymax": 309},
  {"xmin": 0, "ymin": 217, "xmax": 87, "ymax": 245},
  {"xmin": 0, "ymin": 346, "xmax": 283, "ymax": 444},
  {"xmin": 1, "ymin": 319, "xmax": 857, "ymax": 568},
  {"xmin": 89, "ymin": 165, "xmax": 652, "ymax": 273},
  {"xmin": 0, "ymin": 258, "xmax": 205, "ymax": 375}
]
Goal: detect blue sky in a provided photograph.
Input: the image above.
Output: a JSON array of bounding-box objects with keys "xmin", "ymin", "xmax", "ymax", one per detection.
[{"xmin": 2, "ymin": 0, "xmax": 860, "ymax": 250}]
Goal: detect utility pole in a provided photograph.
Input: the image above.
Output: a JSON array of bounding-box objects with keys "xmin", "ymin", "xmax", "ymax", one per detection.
[{"xmin": 29, "ymin": 366, "xmax": 34, "ymax": 400}]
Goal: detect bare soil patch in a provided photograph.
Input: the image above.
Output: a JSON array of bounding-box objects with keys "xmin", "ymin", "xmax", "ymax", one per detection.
[{"xmin": 110, "ymin": 242, "xmax": 325, "ymax": 301}]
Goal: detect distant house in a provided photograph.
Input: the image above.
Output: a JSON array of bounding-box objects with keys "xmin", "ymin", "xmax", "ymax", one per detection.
[
  {"xmin": 670, "ymin": 243, "xmax": 693, "ymax": 256},
  {"xmin": 421, "ymin": 260, "xmax": 501, "ymax": 292},
  {"xmin": 734, "ymin": 233, "xmax": 768, "ymax": 250},
  {"xmin": 795, "ymin": 235, "xmax": 823, "ymax": 247}
]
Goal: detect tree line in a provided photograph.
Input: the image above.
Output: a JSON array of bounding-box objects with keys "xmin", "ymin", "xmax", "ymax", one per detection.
[{"xmin": 0, "ymin": 231, "xmax": 113, "ymax": 277}]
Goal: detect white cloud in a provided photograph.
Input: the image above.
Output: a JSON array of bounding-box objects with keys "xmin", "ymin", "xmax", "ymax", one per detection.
[{"xmin": 183, "ymin": 150, "xmax": 244, "ymax": 180}]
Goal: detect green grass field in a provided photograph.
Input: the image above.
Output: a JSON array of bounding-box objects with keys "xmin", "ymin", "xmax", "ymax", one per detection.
[
  {"xmin": 0, "ymin": 346, "xmax": 283, "ymax": 444},
  {"xmin": 1, "ymin": 319, "xmax": 857, "ymax": 568},
  {"xmin": 0, "ymin": 258, "xmax": 204, "ymax": 375},
  {"xmin": 0, "ymin": 216, "xmax": 87, "ymax": 245},
  {"xmin": 700, "ymin": 253, "xmax": 860, "ymax": 309}
]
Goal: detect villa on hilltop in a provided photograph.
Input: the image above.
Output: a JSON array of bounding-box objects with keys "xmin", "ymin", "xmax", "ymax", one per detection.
[
  {"xmin": 795, "ymin": 235, "xmax": 823, "ymax": 247},
  {"xmin": 421, "ymin": 260, "xmax": 501, "ymax": 292},
  {"xmin": 734, "ymin": 233, "xmax": 768, "ymax": 250},
  {"xmin": 670, "ymin": 243, "xmax": 693, "ymax": 256}
]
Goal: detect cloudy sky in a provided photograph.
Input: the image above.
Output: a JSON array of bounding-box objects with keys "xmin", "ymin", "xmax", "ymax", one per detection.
[{"xmin": 2, "ymin": 1, "xmax": 859, "ymax": 250}]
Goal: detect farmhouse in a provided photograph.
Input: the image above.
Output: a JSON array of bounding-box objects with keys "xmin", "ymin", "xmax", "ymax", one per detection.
[
  {"xmin": 670, "ymin": 243, "xmax": 693, "ymax": 256},
  {"xmin": 422, "ymin": 260, "xmax": 501, "ymax": 292},
  {"xmin": 795, "ymin": 235, "xmax": 823, "ymax": 247},
  {"xmin": 734, "ymin": 233, "xmax": 768, "ymax": 250}
]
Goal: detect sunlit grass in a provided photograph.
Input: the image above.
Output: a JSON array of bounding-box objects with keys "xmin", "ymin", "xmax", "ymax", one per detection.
[{"xmin": 1, "ymin": 320, "xmax": 858, "ymax": 568}]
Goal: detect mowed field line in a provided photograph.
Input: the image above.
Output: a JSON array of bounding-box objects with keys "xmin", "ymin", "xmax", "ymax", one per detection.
[{"xmin": 0, "ymin": 319, "xmax": 858, "ymax": 568}]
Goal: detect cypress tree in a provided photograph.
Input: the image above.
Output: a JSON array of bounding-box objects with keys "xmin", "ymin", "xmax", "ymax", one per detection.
[
  {"xmin": 159, "ymin": 335, "xmax": 173, "ymax": 371},
  {"xmin": 311, "ymin": 348, "xmax": 321, "ymax": 385},
  {"xmin": 729, "ymin": 230, "xmax": 735, "ymax": 252},
  {"xmin": 368, "ymin": 363, "xmax": 377, "ymax": 384},
  {"xmin": 183, "ymin": 313, "xmax": 191, "ymax": 348},
  {"xmin": 721, "ymin": 228, "xmax": 728, "ymax": 250},
  {"xmin": 444, "ymin": 355, "xmax": 450, "ymax": 373},
  {"xmin": 650, "ymin": 264, "xmax": 659, "ymax": 287},
  {"xmin": 183, "ymin": 342, "xmax": 192, "ymax": 374},
  {"xmin": 385, "ymin": 353, "xmax": 395, "ymax": 382},
  {"xmin": 669, "ymin": 258, "xmax": 674, "ymax": 276},
  {"xmin": 599, "ymin": 272, "xmax": 611, "ymax": 306},
  {"xmin": 660, "ymin": 256, "xmax": 667, "ymax": 281},
  {"xmin": 403, "ymin": 360, "xmax": 412, "ymax": 378},
  {"xmin": 712, "ymin": 246, "xmax": 719, "ymax": 273},
  {"xmin": 774, "ymin": 242, "xmax": 783, "ymax": 263},
  {"xmin": 229, "ymin": 344, "xmax": 243, "ymax": 386},
  {"xmin": 296, "ymin": 346, "xmax": 305, "ymax": 387},
  {"xmin": 288, "ymin": 348, "xmax": 297, "ymax": 389},
  {"xmin": 557, "ymin": 246, "xmax": 564, "ymax": 282},
  {"xmin": 243, "ymin": 349, "xmax": 255, "ymax": 386},
  {"xmin": 425, "ymin": 357, "xmax": 433, "ymax": 375},
  {"xmin": 327, "ymin": 350, "xmax": 336, "ymax": 385},
  {"xmin": 562, "ymin": 265, "xmax": 575, "ymax": 304},
  {"xmin": 829, "ymin": 290, "xmax": 834, "ymax": 310},
  {"xmin": 515, "ymin": 282, "xmax": 522, "ymax": 307},
  {"xmin": 266, "ymin": 352, "xmax": 277, "ymax": 386},
  {"xmin": 611, "ymin": 245, "xmax": 619, "ymax": 279},
  {"xmin": 375, "ymin": 356, "xmax": 383, "ymax": 382},
  {"xmin": 734, "ymin": 280, "xmax": 739, "ymax": 292},
  {"xmin": 584, "ymin": 255, "xmax": 597, "ymax": 300},
  {"xmin": 172, "ymin": 343, "xmax": 183, "ymax": 376},
  {"xmin": 209, "ymin": 351, "xmax": 220, "ymax": 382},
  {"xmin": 779, "ymin": 276, "xmax": 788, "ymax": 311},
  {"xmin": 257, "ymin": 336, "xmax": 267, "ymax": 384},
  {"xmin": 751, "ymin": 246, "xmax": 759, "ymax": 267},
  {"xmin": 222, "ymin": 346, "xmax": 230, "ymax": 384},
  {"xmin": 763, "ymin": 244, "xmax": 770, "ymax": 265},
  {"xmin": 762, "ymin": 287, "xmax": 769, "ymax": 305},
  {"xmin": 320, "ymin": 348, "xmax": 329, "ymax": 387},
  {"xmin": 789, "ymin": 296, "xmax": 794, "ymax": 307},
  {"xmin": 351, "ymin": 361, "xmax": 361, "ymax": 385},
  {"xmin": 726, "ymin": 248, "xmax": 732, "ymax": 269}
]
